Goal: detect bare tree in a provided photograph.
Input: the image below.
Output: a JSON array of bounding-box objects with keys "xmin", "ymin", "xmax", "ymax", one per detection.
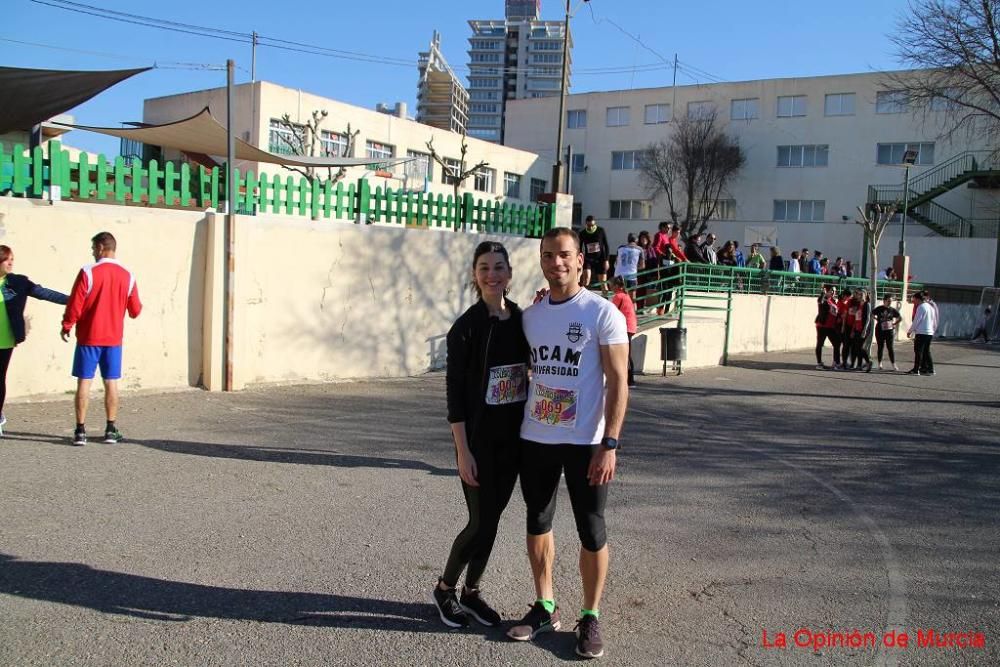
[
  {"xmin": 273, "ymin": 110, "xmax": 360, "ymax": 183},
  {"xmin": 425, "ymin": 134, "xmax": 489, "ymax": 202},
  {"xmin": 887, "ymin": 0, "xmax": 1000, "ymax": 146},
  {"xmin": 856, "ymin": 203, "xmax": 898, "ymax": 300},
  {"xmin": 639, "ymin": 109, "xmax": 746, "ymax": 238}
]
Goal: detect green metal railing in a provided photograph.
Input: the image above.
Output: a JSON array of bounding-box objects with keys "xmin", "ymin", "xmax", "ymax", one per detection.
[
  {"xmin": 0, "ymin": 141, "xmax": 555, "ymax": 237},
  {"xmin": 594, "ymin": 262, "xmax": 921, "ymax": 374}
]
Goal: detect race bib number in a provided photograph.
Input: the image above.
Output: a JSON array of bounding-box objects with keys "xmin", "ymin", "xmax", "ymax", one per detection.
[
  {"xmin": 585, "ymin": 242, "xmax": 601, "ymax": 255},
  {"xmin": 528, "ymin": 383, "xmax": 578, "ymax": 428},
  {"xmin": 485, "ymin": 363, "xmax": 527, "ymax": 405},
  {"xmin": 880, "ymin": 320, "xmax": 894, "ymax": 331}
]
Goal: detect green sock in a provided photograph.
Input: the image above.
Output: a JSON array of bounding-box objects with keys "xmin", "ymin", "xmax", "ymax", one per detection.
[
  {"xmin": 537, "ymin": 598, "xmax": 556, "ymax": 614},
  {"xmin": 580, "ymin": 608, "xmax": 600, "ymax": 619}
]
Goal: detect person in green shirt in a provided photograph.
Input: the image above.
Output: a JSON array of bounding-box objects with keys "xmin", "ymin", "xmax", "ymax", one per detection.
[
  {"xmin": 0, "ymin": 245, "xmax": 68, "ymax": 436},
  {"xmin": 745, "ymin": 243, "xmax": 766, "ymax": 270}
]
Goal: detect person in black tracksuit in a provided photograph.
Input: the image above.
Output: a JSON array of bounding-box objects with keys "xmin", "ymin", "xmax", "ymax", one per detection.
[{"xmin": 432, "ymin": 241, "xmax": 530, "ymax": 629}]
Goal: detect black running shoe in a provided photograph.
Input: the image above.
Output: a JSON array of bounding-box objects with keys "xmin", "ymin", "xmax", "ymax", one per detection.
[
  {"xmin": 432, "ymin": 583, "xmax": 469, "ymax": 628},
  {"xmin": 72, "ymin": 429, "xmax": 87, "ymax": 446},
  {"xmin": 507, "ymin": 602, "xmax": 560, "ymax": 641},
  {"xmin": 103, "ymin": 428, "xmax": 124, "ymax": 444},
  {"xmin": 906, "ymin": 368, "xmax": 921, "ymax": 375},
  {"xmin": 459, "ymin": 587, "xmax": 502, "ymax": 627},
  {"xmin": 575, "ymin": 615, "xmax": 605, "ymax": 658}
]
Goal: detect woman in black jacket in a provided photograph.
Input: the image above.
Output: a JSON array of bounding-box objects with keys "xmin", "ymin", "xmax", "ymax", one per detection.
[
  {"xmin": 432, "ymin": 241, "xmax": 529, "ymax": 629},
  {"xmin": 0, "ymin": 245, "xmax": 69, "ymax": 435}
]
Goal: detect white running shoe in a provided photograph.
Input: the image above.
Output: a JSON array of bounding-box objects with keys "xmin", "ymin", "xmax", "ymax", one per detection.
[
  {"xmin": 892, "ymin": 363, "xmax": 899, "ymax": 371},
  {"xmin": 877, "ymin": 362, "xmax": 883, "ymax": 370}
]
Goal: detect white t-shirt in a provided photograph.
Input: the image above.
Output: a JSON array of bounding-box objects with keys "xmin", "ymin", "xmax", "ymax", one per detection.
[
  {"xmin": 616, "ymin": 244, "xmax": 642, "ymax": 277},
  {"xmin": 520, "ymin": 288, "xmax": 628, "ymax": 445}
]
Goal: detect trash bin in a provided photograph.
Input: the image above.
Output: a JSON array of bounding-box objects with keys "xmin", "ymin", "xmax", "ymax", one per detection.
[{"xmin": 660, "ymin": 327, "xmax": 687, "ymax": 361}]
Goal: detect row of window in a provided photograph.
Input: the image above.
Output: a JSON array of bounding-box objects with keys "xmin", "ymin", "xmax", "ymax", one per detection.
[
  {"xmin": 605, "ymin": 199, "xmax": 826, "ymax": 222},
  {"xmin": 574, "ymin": 141, "xmax": 935, "ymax": 174},
  {"xmin": 267, "ymin": 120, "xmax": 537, "ymax": 199},
  {"xmin": 567, "ymin": 88, "xmax": 959, "ymax": 128}
]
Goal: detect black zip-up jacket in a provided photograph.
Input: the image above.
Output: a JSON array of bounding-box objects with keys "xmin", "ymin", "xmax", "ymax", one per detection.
[
  {"xmin": 2, "ymin": 273, "xmax": 69, "ymax": 345},
  {"xmin": 446, "ymin": 299, "xmax": 530, "ymax": 445}
]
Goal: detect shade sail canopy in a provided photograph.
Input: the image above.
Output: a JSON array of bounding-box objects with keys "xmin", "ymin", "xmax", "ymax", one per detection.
[
  {"xmin": 59, "ymin": 107, "xmax": 407, "ymax": 168},
  {"xmin": 0, "ymin": 65, "xmax": 150, "ymax": 134}
]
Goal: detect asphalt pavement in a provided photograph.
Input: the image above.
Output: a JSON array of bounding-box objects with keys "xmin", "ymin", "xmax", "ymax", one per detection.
[{"xmin": 1, "ymin": 341, "xmax": 997, "ymax": 666}]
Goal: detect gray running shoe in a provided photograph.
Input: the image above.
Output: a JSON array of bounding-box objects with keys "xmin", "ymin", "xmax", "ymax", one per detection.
[
  {"xmin": 507, "ymin": 602, "xmax": 560, "ymax": 641},
  {"xmin": 575, "ymin": 615, "xmax": 605, "ymax": 658}
]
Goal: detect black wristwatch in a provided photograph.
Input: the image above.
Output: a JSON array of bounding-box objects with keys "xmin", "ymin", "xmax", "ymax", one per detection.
[{"xmin": 601, "ymin": 437, "xmax": 619, "ymax": 451}]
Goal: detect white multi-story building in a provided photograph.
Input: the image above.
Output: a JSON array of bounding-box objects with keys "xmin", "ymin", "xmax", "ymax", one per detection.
[
  {"xmin": 505, "ymin": 70, "xmax": 1000, "ymax": 248},
  {"xmin": 142, "ymin": 80, "xmax": 550, "ymax": 204},
  {"xmin": 467, "ymin": 0, "xmax": 570, "ymax": 143}
]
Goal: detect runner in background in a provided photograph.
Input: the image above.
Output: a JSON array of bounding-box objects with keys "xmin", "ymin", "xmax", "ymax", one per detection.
[{"xmin": 579, "ymin": 216, "xmax": 609, "ymax": 288}]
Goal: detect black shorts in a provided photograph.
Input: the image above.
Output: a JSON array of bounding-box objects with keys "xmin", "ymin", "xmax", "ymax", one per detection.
[
  {"xmin": 584, "ymin": 258, "xmax": 605, "ymax": 274},
  {"xmin": 519, "ymin": 439, "xmax": 608, "ymax": 552}
]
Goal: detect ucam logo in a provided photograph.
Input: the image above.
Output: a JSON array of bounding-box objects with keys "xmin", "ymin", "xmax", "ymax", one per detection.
[{"xmin": 566, "ymin": 322, "xmax": 584, "ymax": 343}]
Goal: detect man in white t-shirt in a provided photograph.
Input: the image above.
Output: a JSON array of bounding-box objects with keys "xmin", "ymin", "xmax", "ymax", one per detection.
[{"xmin": 506, "ymin": 227, "xmax": 629, "ymax": 659}]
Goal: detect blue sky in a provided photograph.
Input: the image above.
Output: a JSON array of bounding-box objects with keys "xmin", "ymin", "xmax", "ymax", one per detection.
[{"xmin": 3, "ymin": 0, "xmax": 913, "ymax": 155}]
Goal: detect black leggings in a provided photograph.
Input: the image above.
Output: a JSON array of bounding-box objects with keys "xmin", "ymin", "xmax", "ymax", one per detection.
[
  {"xmin": 442, "ymin": 437, "xmax": 519, "ymax": 589},
  {"xmin": 852, "ymin": 331, "xmax": 871, "ymax": 366},
  {"xmin": 816, "ymin": 328, "xmax": 840, "ymax": 366},
  {"xmin": 520, "ymin": 440, "xmax": 608, "ymax": 552},
  {"xmin": 839, "ymin": 328, "xmax": 853, "ymax": 367},
  {"xmin": 913, "ymin": 334, "xmax": 934, "ymax": 372},
  {"xmin": 875, "ymin": 329, "xmax": 895, "ymax": 363},
  {"xmin": 0, "ymin": 347, "xmax": 12, "ymax": 418}
]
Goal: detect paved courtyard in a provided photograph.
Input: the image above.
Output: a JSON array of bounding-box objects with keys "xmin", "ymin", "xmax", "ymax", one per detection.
[{"xmin": 1, "ymin": 342, "xmax": 997, "ymax": 666}]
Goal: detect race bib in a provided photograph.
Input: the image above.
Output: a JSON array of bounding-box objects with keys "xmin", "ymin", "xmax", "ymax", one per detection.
[
  {"xmin": 485, "ymin": 363, "xmax": 527, "ymax": 405},
  {"xmin": 880, "ymin": 320, "xmax": 894, "ymax": 331},
  {"xmin": 528, "ymin": 382, "xmax": 578, "ymax": 428},
  {"xmin": 585, "ymin": 242, "xmax": 601, "ymax": 255}
]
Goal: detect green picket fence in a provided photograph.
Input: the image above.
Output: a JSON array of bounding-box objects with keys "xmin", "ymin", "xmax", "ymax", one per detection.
[{"xmin": 0, "ymin": 141, "xmax": 555, "ymax": 237}]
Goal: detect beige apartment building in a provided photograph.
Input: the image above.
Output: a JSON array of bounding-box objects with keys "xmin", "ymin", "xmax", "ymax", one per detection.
[
  {"xmin": 143, "ymin": 80, "xmax": 551, "ymax": 205},
  {"xmin": 504, "ymin": 70, "xmax": 1000, "ymax": 249}
]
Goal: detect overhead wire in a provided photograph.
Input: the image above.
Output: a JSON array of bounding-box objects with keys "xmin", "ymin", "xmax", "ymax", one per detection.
[{"xmin": 0, "ymin": 35, "xmax": 226, "ymax": 70}]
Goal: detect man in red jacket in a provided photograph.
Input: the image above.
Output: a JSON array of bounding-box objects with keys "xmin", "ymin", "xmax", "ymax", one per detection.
[{"xmin": 61, "ymin": 232, "xmax": 142, "ymax": 446}]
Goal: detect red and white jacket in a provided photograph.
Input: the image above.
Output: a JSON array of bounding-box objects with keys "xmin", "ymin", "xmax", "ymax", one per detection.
[{"xmin": 61, "ymin": 258, "xmax": 142, "ymax": 346}]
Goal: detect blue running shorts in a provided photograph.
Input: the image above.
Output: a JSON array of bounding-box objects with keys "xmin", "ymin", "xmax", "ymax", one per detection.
[{"xmin": 72, "ymin": 345, "xmax": 123, "ymax": 380}]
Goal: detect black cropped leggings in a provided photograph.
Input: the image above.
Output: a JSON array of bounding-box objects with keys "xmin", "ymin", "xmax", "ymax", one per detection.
[
  {"xmin": 442, "ymin": 437, "xmax": 519, "ymax": 589},
  {"xmin": 875, "ymin": 329, "xmax": 895, "ymax": 364}
]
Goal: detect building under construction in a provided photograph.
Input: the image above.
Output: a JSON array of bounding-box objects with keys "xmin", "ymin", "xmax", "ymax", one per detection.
[{"xmin": 416, "ymin": 32, "xmax": 469, "ymax": 134}]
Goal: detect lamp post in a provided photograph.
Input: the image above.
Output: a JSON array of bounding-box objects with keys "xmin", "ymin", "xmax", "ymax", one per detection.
[
  {"xmin": 552, "ymin": 0, "xmax": 588, "ymax": 194},
  {"xmin": 899, "ymin": 149, "xmax": 919, "ymax": 256}
]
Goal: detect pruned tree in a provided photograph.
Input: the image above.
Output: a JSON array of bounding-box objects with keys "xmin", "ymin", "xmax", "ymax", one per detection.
[
  {"xmin": 273, "ymin": 109, "xmax": 360, "ymax": 184},
  {"xmin": 886, "ymin": 0, "xmax": 1000, "ymax": 146},
  {"xmin": 425, "ymin": 134, "xmax": 489, "ymax": 203},
  {"xmin": 639, "ymin": 109, "xmax": 746, "ymax": 238},
  {"xmin": 856, "ymin": 202, "xmax": 898, "ymax": 300}
]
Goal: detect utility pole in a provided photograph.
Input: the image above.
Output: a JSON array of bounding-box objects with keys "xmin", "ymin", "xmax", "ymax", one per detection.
[
  {"xmin": 224, "ymin": 58, "xmax": 236, "ymax": 391},
  {"xmin": 552, "ymin": 0, "xmax": 572, "ymax": 193},
  {"xmin": 251, "ymin": 32, "xmax": 258, "ymax": 82},
  {"xmin": 671, "ymin": 53, "xmax": 677, "ymax": 120}
]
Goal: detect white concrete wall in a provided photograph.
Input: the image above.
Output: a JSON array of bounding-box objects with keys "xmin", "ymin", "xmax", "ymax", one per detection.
[{"xmin": 0, "ymin": 198, "xmax": 207, "ymax": 399}]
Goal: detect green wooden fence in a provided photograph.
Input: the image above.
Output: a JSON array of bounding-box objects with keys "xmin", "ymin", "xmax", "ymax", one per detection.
[{"xmin": 0, "ymin": 141, "xmax": 555, "ymax": 237}]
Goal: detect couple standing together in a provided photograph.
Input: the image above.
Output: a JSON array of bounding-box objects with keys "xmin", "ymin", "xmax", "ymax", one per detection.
[{"xmin": 434, "ymin": 227, "xmax": 630, "ymax": 659}]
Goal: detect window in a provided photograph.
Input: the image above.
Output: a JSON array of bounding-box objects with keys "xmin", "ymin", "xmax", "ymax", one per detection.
[
  {"xmin": 931, "ymin": 88, "xmax": 961, "ymax": 111},
  {"xmin": 320, "ymin": 131, "xmax": 349, "ymax": 157},
  {"xmin": 470, "ymin": 39, "xmax": 502, "ymax": 49},
  {"xmin": 441, "ymin": 157, "xmax": 461, "ymax": 185},
  {"xmin": 730, "ymin": 98, "xmax": 759, "ymax": 120},
  {"xmin": 268, "ymin": 119, "xmax": 303, "ymax": 155},
  {"xmin": 469, "ymin": 115, "xmax": 500, "ymax": 126},
  {"xmin": 532, "ymin": 40, "xmax": 563, "ymax": 50},
  {"xmin": 876, "ymin": 90, "xmax": 908, "ymax": 114},
  {"xmin": 531, "ymin": 53, "xmax": 562, "ymax": 64},
  {"xmin": 366, "ymin": 140, "xmax": 394, "ymax": 161},
  {"xmin": 702, "ymin": 199, "xmax": 737, "ymax": 220},
  {"xmin": 504, "ymin": 172, "xmax": 522, "ymax": 198},
  {"xmin": 824, "ymin": 93, "xmax": 856, "ymax": 116},
  {"xmin": 876, "ymin": 142, "xmax": 935, "ymax": 165},
  {"xmin": 567, "ymin": 109, "xmax": 587, "ymax": 128},
  {"xmin": 773, "ymin": 200, "xmax": 825, "ymax": 222},
  {"xmin": 609, "ymin": 200, "xmax": 651, "ymax": 219},
  {"xmin": 776, "ymin": 95, "xmax": 807, "ymax": 117},
  {"xmin": 687, "ymin": 101, "xmax": 715, "ymax": 120},
  {"xmin": 471, "ymin": 52, "xmax": 501, "ymax": 62},
  {"xmin": 571, "ymin": 153, "xmax": 586, "ymax": 173},
  {"xmin": 468, "ymin": 128, "xmax": 500, "ymax": 140},
  {"xmin": 469, "ymin": 103, "xmax": 500, "ymax": 114},
  {"xmin": 405, "ymin": 150, "xmax": 432, "ymax": 183},
  {"xmin": 470, "ymin": 78, "xmax": 498, "ymax": 89},
  {"xmin": 474, "ymin": 167, "xmax": 496, "ymax": 193},
  {"xmin": 606, "ymin": 106, "xmax": 630, "ymax": 127},
  {"xmin": 776, "ymin": 144, "xmax": 829, "ymax": 167},
  {"xmin": 611, "ymin": 150, "xmax": 643, "ymax": 170},
  {"xmin": 644, "ymin": 103, "xmax": 671, "ymax": 124},
  {"xmin": 530, "ymin": 177, "xmax": 547, "ymax": 201},
  {"xmin": 470, "ymin": 90, "xmax": 499, "ymax": 100}
]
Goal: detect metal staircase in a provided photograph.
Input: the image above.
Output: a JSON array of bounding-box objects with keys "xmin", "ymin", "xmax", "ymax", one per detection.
[{"xmin": 867, "ymin": 150, "xmax": 1000, "ymax": 237}]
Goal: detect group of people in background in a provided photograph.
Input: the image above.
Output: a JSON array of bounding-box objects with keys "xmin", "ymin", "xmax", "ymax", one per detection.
[{"xmin": 815, "ymin": 285, "xmax": 940, "ymax": 376}]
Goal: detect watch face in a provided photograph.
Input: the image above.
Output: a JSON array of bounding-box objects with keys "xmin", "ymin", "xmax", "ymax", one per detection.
[{"xmin": 602, "ymin": 437, "xmax": 618, "ymax": 450}]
